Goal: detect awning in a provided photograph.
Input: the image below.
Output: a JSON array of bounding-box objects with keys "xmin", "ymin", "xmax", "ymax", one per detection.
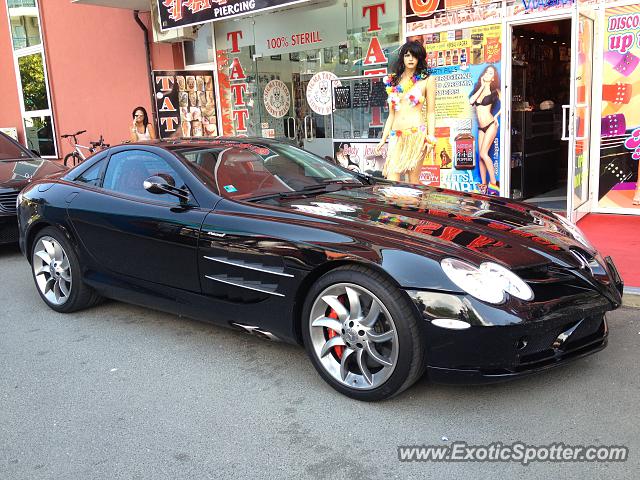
[{"xmin": 71, "ymin": 0, "xmax": 150, "ymax": 11}]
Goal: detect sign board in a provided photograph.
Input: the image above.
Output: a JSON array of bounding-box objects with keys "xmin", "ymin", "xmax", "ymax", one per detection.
[
  {"xmin": 157, "ymin": 0, "xmax": 311, "ymax": 31},
  {"xmin": 263, "ymin": 80, "xmax": 291, "ymax": 118},
  {"xmin": 152, "ymin": 70, "xmax": 217, "ymax": 139},
  {"xmin": 306, "ymin": 71, "xmax": 340, "ymax": 116},
  {"xmin": 252, "ymin": 2, "xmax": 345, "ymax": 56}
]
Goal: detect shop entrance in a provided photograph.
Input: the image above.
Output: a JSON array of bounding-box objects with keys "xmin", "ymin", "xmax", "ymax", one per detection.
[
  {"xmin": 508, "ymin": 19, "xmax": 572, "ymax": 212},
  {"xmin": 508, "ymin": 11, "xmax": 595, "ymax": 220},
  {"xmin": 254, "ymin": 44, "xmax": 346, "ymax": 159}
]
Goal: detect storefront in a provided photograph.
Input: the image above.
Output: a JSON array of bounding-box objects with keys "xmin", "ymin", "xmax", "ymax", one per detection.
[
  {"xmin": 155, "ymin": 0, "xmax": 402, "ymax": 160},
  {"xmin": 404, "ymin": 0, "xmax": 640, "ymax": 220},
  {"xmin": 211, "ymin": 0, "xmax": 402, "ymax": 160}
]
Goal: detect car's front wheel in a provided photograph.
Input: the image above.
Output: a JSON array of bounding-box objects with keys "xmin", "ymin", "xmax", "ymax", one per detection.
[
  {"xmin": 302, "ymin": 265, "xmax": 426, "ymax": 401},
  {"xmin": 31, "ymin": 227, "xmax": 101, "ymax": 313}
]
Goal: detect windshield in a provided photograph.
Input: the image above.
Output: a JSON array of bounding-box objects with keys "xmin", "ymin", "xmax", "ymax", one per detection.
[
  {"xmin": 174, "ymin": 141, "xmax": 363, "ymax": 200},
  {"xmin": 0, "ymin": 133, "xmax": 33, "ymax": 160}
]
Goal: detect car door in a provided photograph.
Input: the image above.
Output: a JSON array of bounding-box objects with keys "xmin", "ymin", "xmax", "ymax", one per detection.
[{"xmin": 66, "ymin": 147, "xmax": 209, "ymax": 292}]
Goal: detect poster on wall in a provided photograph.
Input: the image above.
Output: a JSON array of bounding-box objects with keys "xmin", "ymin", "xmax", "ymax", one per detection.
[
  {"xmin": 307, "ymin": 72, "xmax": 340, "ymax": 115},
  {"xmin": 405, "ymin": 0, "xmax": 501, "ymax": 33},
  {"xmin": 599, "ymin": 6, "xmax": 640, "ymax": 210},
  {"xmin": 152, "ymin": 70, "xmax": 217, "ymax": 139},
  {"xmin": 408, "ymin": 24, "xmax": 502, "ymax": 194}
]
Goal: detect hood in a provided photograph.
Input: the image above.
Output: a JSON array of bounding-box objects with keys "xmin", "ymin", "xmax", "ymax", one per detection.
[
  {"xmin": 0, "ymin": 159, "xmax": 67, "ymax": 189},
  {"xmin": 265, "ymin": 183, "xmax": 594, "ymax": 270}
]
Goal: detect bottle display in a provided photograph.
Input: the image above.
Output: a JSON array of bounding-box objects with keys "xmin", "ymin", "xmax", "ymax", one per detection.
[
  {"xmin": 435, "ymin": 127, "xmax": 452, "ymax": 169},
  {"xmin": 452, "ymin": 49, "xmax": 459, "ymax": 65},
  {"xmin": 437, "ymin": 51, "xmax": 444, "ymax": 67},
  {"xmin": 454, "ymin": 120, "xmax": 476, "ymax": 170},
  {"xmin": 471, "ymin": 33, "xmax": 484, "ymax": 65}
]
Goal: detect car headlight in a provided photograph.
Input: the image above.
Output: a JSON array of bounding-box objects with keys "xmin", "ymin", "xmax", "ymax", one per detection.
[
  {"xmin": 441, "ymin": 258, "xmax": 534, "ymax": 304},
  {"xmin": 552, "ymin": 212, "xmax": 592, "ymax": 249}
]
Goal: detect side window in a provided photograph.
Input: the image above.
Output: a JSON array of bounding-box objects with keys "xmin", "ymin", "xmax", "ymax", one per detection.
[
  {"xmin": 102, "ymin": 150, "xmax": 185, "ymax": 203},
  {"xmin": 73, "ymin": 159, "xmax": 105, "ymax": 187}
]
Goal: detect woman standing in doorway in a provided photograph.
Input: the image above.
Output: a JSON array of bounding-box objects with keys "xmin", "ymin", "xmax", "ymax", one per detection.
[
  {"xmin": 375, "ymin": 41, "xmax": 436, "ymax": 185},
  {"xmin": 469, "ymin": 65, "xmax": 501, "ymax": 195},
  {"xmin": 129, "ymin": 106, "xmax": 157, "ymax": 142}
]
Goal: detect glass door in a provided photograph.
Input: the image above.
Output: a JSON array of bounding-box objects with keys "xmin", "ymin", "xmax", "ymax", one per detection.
[
  {"xmin": 566, "ymin": 7, "xmax": 595, "ymax": 222},
  {"xmin": 254, "ymin": 50, "xmax": 343, "ymax": 158},
  {"xmin": 252, "ymin": 1, "xmax": 349, "ymax": 159}
]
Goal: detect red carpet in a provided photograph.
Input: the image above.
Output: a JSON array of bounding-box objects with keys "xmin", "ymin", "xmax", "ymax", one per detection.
[{"xmin": 577, "ymin": 214, "xmax": 640, "ymax": 288}]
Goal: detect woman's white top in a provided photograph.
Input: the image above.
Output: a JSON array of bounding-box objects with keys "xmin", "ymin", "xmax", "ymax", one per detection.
[{"xmin": 136, "ymin": 126, "xmax": 151, "ymax": 141}]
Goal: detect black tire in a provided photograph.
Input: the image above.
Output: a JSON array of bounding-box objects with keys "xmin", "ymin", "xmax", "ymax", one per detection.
[
  {"xmin": 63, "ymin": 152, "xmax": 79, "ymax": 167},
  {"xmin": 30, "ymin": 226, "xmax": 101, "ymax": 313},
  {"xmin": 301, "ymin": 265, "xmax": 426, "ymax": 401}
]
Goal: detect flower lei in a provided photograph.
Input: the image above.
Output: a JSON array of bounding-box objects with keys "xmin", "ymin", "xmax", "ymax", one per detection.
[{"xmin": 383, "ymin": 72, "xmax": 428, "ymax": 111}]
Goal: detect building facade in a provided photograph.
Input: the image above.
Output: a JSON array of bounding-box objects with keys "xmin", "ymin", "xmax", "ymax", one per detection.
[
  {"xmin": 0, "ymin": 0, "xmax": 183, "ymax": 160},
  {"xmin": 2, "ymin": 0, "xmax": 639, "ymax": 220}
]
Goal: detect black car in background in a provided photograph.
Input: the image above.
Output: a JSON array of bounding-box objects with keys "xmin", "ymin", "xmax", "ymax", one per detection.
[
  {"xmin": 16, "ymin": 138, "xmax": 623, "ymax": 400},
  {"xmin": 0, "ymin": 131, "xmax": 66, "ymax": 244}
]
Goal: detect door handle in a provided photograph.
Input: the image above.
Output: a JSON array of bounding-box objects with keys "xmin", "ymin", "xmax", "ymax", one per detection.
[
  {"xmin": 65, "ymin": 192, "xmax": 79, "ymax": 204},
  {"xmin": 304, "ymin": 116, "xmax": 311, "ymax": 141},
  {"xmin": 285, "ymin": 117, "xmax": 296, "ymax": 140},
  {"xmin": 561, "ymin": 105, "xmax": 571, "ymax": 141}
]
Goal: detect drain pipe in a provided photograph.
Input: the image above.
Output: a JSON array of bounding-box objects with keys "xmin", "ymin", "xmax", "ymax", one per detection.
[{"xmin": 133, "ymin": 10, "xmax": 158, "ymax": 126}]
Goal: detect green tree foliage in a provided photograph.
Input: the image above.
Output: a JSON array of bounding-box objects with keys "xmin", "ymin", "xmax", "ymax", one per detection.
[{"xmin": 18, "ymin": 54, "xmax": 47, "ymax": 111}]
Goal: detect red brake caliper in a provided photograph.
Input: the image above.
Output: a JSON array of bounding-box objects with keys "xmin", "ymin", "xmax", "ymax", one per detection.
[{"xmin": 327, "ymin": 307, "xmax": 344, "ymax": 360}]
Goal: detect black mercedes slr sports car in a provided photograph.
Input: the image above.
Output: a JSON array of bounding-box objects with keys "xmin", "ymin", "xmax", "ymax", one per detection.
[
  {"xmin": 17, "ymin": 138, "xmax": 623, "ymax": 401},
  {"xmin": 0, "ymin": 131, "xmax": 66, "ymax": 244}
]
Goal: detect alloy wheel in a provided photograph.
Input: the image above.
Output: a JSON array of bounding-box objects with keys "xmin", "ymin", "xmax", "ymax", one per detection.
[
  {"xmin": 32, "ymin": 236, "xmax": 72, "ymax": 306},
  {"xmin": 309, "ymin": 283, "xmax": 399, "ymax": 390}
]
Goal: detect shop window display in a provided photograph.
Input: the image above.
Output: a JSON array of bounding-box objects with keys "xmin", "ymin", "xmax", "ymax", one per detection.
[
  {"xmin": 212, "ymin": 0, "xmax": 402, "ymax": 158},
  {"xmin": 599, "ymin": 5, "xmax": 640, "ymax": 211},
  {"xmin": 407, "ymin": 24, "xmax": 504, "ymax": 194}
]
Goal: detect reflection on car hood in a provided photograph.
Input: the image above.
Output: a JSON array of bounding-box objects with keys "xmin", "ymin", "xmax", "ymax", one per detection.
[
  {"xmin": 270, "ymin": 184, "xmax": 592, "ymax": 269},
  {"xmin": 0, "ymin": 159, "xmax": 66, "ymax": 189}
]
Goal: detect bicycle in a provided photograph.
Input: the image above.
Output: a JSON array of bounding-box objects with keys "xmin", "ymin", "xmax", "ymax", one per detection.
[{"xmin": 61, "ymin": 130, "xmax": 110, "ymax": 167}]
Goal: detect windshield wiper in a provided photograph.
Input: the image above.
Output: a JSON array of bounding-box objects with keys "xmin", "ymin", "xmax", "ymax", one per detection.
[{"xmin": 246, "ymin": 182, "xmax": 345, "ymax": 202}]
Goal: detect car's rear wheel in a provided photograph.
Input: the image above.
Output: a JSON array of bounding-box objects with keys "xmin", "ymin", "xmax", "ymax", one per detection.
[
  {"xmin": 302, "ymin": 265, "xmax": 426, "ymax": 401},
  {"xmin": 31, "ymin": 227, "xmax": 101, "ymax": 313}
]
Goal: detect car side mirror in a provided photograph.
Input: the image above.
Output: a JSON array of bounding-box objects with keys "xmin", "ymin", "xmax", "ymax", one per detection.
[{"xmin": 143, "ymin": 175, "xmax": 189, "ymax": 202}]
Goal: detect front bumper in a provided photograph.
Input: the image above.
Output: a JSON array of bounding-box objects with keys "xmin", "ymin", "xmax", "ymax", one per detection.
[{"xmin": 407, "ymin": 288, "xmax": 613, "ymax": 385}]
